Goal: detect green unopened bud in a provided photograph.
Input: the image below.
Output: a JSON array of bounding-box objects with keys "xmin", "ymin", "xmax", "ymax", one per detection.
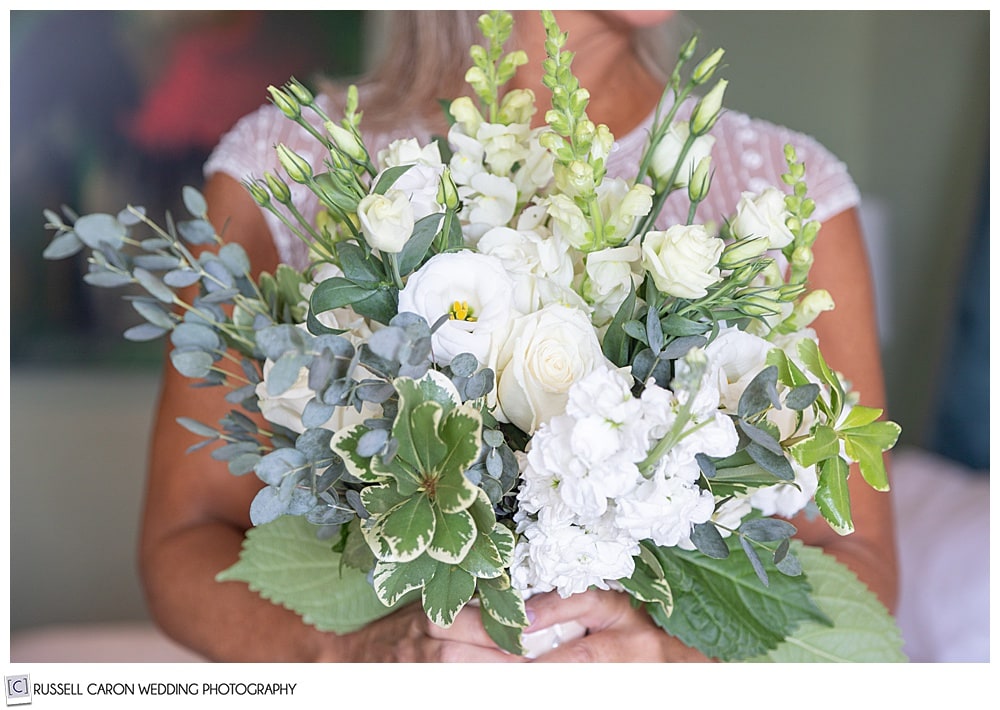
[
  {"xmin": 449, "ymin": 96, "xmax": 483, "ymax": 136},
  {"xmin": 679, "ymin": 35, "xmax": 698, "ymax": 63},
  {"xmin": 263, "ymin": 172, "xmax": 292, "ymax": 205},
  {"xmin": 692, "ymin": 48, "xmax": 725, "ymax": 85},
  {"xmin": 573, "ymin": 118, "xmax": 596, "ymax": 153},
  {"xmin": 244, "ymin": 179, "xmax": 271, "ymax": 207},
  {"xmin": 546, "ymin": 109, "xmax": 571, "ymax": 136},
  {"xmin": 268, "ymin": 86, "xmax": 301, "ymax": 120},
  {"xmin": 325, "ymin": 121, "xmax": 366, "ymax": 162},
  {"xmin": 791, "ymin": 245, "xmax": 814, "ymax": 271},
  {"xmin": 687, "ymin": 156, "xmax": 713, "ymax": 202},
  {"xmin": 275, "ymin": 144, "xmax": 313, "ymax": 184},
  {"xmin": 690, "ymin": 79, "xmax": 728, "ymax": 136},
  {"xmin": 569, "ymin": 87, "xmax": 591, "ymax": 115},
  {"xmin": 286, "ymin": 78, "xmax": 314, "ymax": 106},
  {"xmin": 464, "ymin": 66, "xmax": 490, "ymax": 93},
  {"xmin": 437, "ymin": 167, "xmax": 461, "ymax": 210},
  {"xmin": 738, "ymin": 294, "xmax": 783, "ymax": 318}
]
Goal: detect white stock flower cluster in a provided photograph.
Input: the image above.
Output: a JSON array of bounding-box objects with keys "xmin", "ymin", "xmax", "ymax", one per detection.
[{"xmin": 509, "ymin": 365, "xmax": 740, "ymax": 597}]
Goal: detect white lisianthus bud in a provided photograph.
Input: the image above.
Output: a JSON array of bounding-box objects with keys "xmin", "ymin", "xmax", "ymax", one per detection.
[
  {"xmin": 325, "ymin": 121, "xmax": 367, "ymax": 162},
  {"xmin": 687, "ymin": 156, "xmax": 713, "ymax": 202},
  {"xmin": 276, "ymin": 143, "xmax": 314, "ymax": 184},
  {"xmin": 268, "ymin": 86, "xmax": 300, "ymax": 119},
  {"xmin": 691, "ymin": 48, "xmax": 725, "ymax": 84},
  {"xmin": 719, "ymin": 235, "xmax": 770, "ymax": 269},
  {"xmin": 641, "ymin": 224, "xmax": 724, "ymax": 299},
  {"xmin": 731, "ymin": 187, "xmax": 796, "ymax": 249},
  {"xmin": 356, "ymin": 189, "xmax": 414, "ymax": 254},
  {"xmin": 650, "ymin": 122, "xmax": 715, "ymax": 189},
  {"xmin": 690, "ymin": 79, "xmax": 728, "ymax": 136}
]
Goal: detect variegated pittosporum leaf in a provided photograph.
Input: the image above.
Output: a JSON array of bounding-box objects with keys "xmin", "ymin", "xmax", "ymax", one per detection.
[{"xmin": 330, "ymin": 372, "xmax": 526, "ymax": 649}]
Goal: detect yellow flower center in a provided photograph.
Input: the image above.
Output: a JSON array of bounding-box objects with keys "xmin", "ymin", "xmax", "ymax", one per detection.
[{"xmin": 448, "ymin": 300, "xmax": 477, "ymax": 322}]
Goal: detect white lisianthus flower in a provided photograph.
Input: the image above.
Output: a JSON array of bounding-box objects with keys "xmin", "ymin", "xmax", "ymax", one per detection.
[
  {"xmin": 650, "ymin": 121, "xmax": 716, "ymax": 188},
  {"xmin": 397, "ymin": 251, "xmax": 517, "ymax": 367},
  {"xmin": 704, "ymin": 325, "xmax": 775, "ymax": 413},
  {"xmin": 545, "ymin": 194, "xmax": 591, "ymax": 250},
  {"xmin": 730, "ymin": 187, "xmax": 796, "ymax": 249},
  {"xmin": 255, "ymin": 324, "xmax": 379, "ymax": 435},
  {"xmin": 494, "ymin": 303, "xmax": 612, "ymax": 434},
  {"xmin": 356, "ymin": 189, "xmax": 414, "ymax": 254},
  {"xmin": 641, "ymin": 224, "xmax": 724, "ymax": 299},
  {"xmin": 478, "ymin": 226, "xmax": 575, "ymax": 312},
  {"xmin": 580, "ymin": 242, "xmax": 643, "ymax": 327}
]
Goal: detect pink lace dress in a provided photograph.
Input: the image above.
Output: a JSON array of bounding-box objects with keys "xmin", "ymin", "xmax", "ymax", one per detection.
[{"xmin": 204, "ymin": 93, "xmax": 860, "ymax": 269}]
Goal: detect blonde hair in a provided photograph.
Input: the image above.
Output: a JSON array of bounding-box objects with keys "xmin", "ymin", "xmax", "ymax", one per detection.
[{"xmin": 321, "ymin": 10, "xmax": 685, "ymax": 136}]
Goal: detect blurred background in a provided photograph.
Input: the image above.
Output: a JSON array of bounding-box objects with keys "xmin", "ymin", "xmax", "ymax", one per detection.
[{"xmin": 9, "ymin": 10, "xmax": 989, "ymax": 662}]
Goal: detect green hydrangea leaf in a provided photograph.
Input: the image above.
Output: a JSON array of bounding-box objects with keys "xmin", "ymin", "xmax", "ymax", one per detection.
[
  {"xmin": 743, "ymin": 544, "xmax": 906, "ymax": 662},
  {"xmin": 216, "ymin": 515, "xmax": 399, "ymax": 634}
]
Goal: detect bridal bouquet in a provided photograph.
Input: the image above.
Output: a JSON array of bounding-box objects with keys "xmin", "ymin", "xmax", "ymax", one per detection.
[{"xmin": 43, "ymin": 11, "xmax": 904, "ymax": 661}]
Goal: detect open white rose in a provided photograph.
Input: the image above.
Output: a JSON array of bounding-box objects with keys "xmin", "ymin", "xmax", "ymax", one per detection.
[
  {"xmin": 730, "ymin": 187, "xmax": 795, "ymax": 249},
  {"xmin": 397, "ymin": 250, "xmax": 517, "ymax": 367},
  {"xmin": 641, "ymin": 224, "xmax": 724, "ymax": 299},
  {"xmin": 494, "ymin": 303, "xmax": 612, "ymax": 434},
  {"xmin": 357, "ymin": 189, "xmax": 414, "ymax": 254}
]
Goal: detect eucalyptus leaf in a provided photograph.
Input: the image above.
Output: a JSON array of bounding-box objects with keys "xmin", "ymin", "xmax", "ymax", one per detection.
[
  {"xmin": 134, "ymin": 267, "xmax": 176, "ymax": 303},
  {"xmin": 785, "ymin": 383, "xmax": 820, "ymax": 410},
  {"xmin": 170, "ymin": 349, "xmax": 214, "ymax": 378},
  {"xmin": 182, "ymin": 185, "xmax": 208, "ymax": 217},
  {"xmin": 73, "ymin": 213, "xmax": 126, "ymax": 249},
  {"xmin": 177, "ymin": 218, "xmax": 216, "ymax": 245},
  {"xmin": 83, "ymin": 270, "xmax": 132, "ymax": 288},
  {"xmin": 42, "ymin": 231, "xmax": 84, "ymax": 260},
  {"xmin": 123, "ymin": 322, "xmax": 168, "ymax": 342}
]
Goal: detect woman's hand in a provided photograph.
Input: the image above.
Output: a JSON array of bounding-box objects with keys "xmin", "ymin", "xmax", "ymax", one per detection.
[
  {"xmin": 524, "ymin": 589, "xmax": 712, "ymax": 662},
  {"xmin": 327, "ymin": 602, "xmax": 526, "ymax": 663}
]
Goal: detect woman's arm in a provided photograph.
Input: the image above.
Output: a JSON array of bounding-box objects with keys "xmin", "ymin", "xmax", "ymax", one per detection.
[{"xmin": 138, "ymin": 173, "xmax": 522, "ymax": 662}]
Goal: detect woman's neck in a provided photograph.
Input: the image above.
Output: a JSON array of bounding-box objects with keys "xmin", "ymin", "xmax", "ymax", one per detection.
[{"xmin": 509, "ymin": 10, "xmax": 666, "ymax": 139}]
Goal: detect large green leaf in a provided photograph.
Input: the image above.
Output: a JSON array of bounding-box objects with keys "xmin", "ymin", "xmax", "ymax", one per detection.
[
  {"xmin": 816, "ymin": 456, "xmax": 854, "ymax": 535},
  {"xmin": 216, "ymin": 515, "xmax": 398, "ymax": 634},
  {"xmin": 427, "ymin": 506, "xmax": 477, "ymax": 563},
  {"xmin": 370, "ymin": 493, "xmax": 435, "ymax": 562},
  {"xmin": 744, "ymin": 544, "xmax": 906, "ymax": 662},
  {"xmin": 422, "ymin": 563, "xmax": 476, "ymax": 628},
  {"xmin": 645, "ymin": 537, "xmax": 826, "ymax": 661}
]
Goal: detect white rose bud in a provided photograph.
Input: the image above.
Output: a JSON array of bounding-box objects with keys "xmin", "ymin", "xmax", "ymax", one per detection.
[
  {"xmin": 641, "ymin": 224, "xmax": 724, "ymax": 299},
  {"xmin": 357, "ymin": 189, "xmax": 414, "ymax": 254},
  {"xmin": 731, "ymin": 187, "xmax": 796, "ymax": 249}
]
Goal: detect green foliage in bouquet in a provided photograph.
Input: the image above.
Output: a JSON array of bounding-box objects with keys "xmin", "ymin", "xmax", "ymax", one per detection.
[{"xmin": 43, "ymin": 9, "xmax": 904, "ymax": 661}]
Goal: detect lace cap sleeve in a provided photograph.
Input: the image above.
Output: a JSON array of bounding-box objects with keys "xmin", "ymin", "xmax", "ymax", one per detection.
[{"xmin": 700, "ymin": 109, "xmax": 861, "ymax": 224}]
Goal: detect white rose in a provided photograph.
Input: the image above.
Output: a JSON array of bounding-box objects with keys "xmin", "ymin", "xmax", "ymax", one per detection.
[
  {"xmin": 650, "ymin": 121, "xmax": 716, "ymax": 188},
  {"xmin": 397, "ymin": 251, "xmax": 517, "ymax": 367},
  {"xmin": 730, "ymin": 187, "xmax": 796, "ymax": 249},
  {"xmin": 494, "ymin": 303, "xmax": 612, "ymax": 434},
  {"xmin": 357, "ymin": 189, "xmax": 414, "ymax": 254},
  {"xmin": 641, "ymin": 224, "xmax": 723, "ymax": 299}
]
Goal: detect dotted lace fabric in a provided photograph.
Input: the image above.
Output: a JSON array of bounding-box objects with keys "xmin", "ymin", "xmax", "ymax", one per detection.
[{"xmin": 203, "ymin": 93, "xmax": 860, "ymax": 270}]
